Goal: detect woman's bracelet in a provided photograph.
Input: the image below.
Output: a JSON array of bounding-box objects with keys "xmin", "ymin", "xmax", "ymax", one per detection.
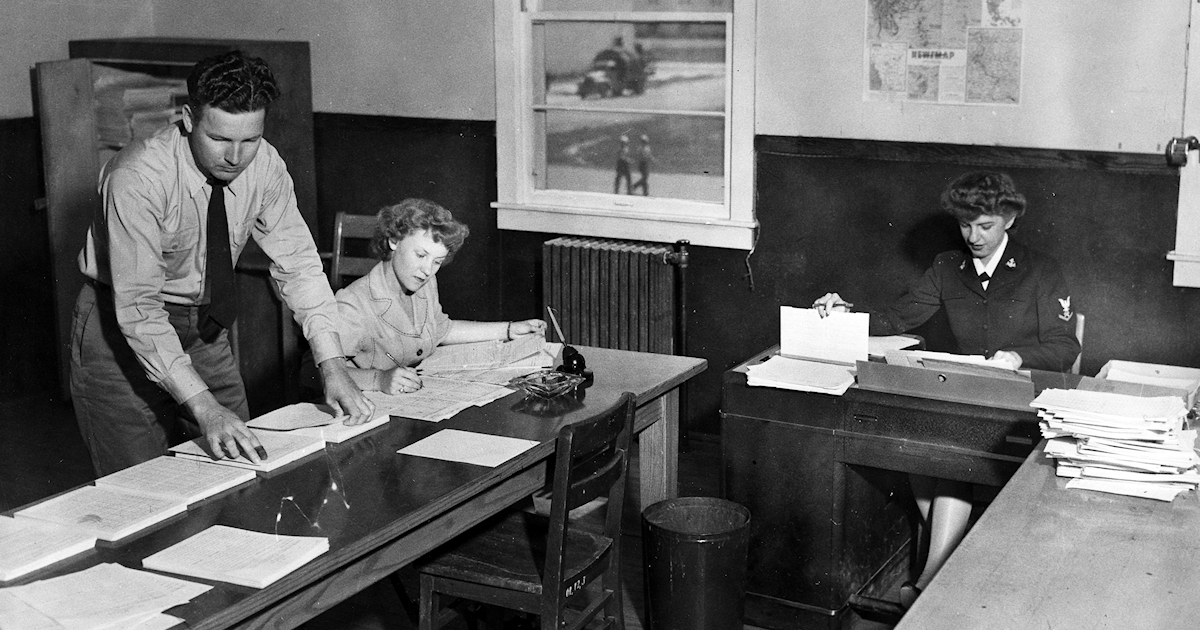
[{"xmin": 506, "ymin": 321, "xmax": 513, "ymax": 341}]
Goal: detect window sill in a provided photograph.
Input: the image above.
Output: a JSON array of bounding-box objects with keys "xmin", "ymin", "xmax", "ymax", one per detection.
[{"xmin": 494, "ymin": 202, "xmax": 757, "ymax": 250}]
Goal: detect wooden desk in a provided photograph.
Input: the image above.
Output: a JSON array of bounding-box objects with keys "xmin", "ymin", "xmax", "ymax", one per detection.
[
  {"xmin": 4, "ymin": 347, "xmax": 705, "ymax": 630},
  {"xmin": 721, "ymin": 347, "xmax": 1080, "ymax": 630},
  {"xmin": 896, "ymin": 441, "xmax": 1200, "ymax": 630}
]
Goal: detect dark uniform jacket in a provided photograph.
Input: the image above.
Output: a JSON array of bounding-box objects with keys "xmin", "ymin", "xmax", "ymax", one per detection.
[{"xmin": 869, "ymin": 239, "xmax": 1080, "ymax": 372}]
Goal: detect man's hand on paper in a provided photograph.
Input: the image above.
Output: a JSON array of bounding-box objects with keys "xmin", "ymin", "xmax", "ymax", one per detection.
[
  {"xmin": 812, "ymin": 292, "xmax": 853, "ymax": 318},
  {"xmin": 988, "ymin": 350, "xmax": 1023, "ymax": 370},
  {"xmin": 377, "ymin": 366, "xmax": 423, "ymax": 395},
  {"xmin": 320, "ymin": 359, "xmax": 376, "ymax": 425},
  {"xmin": 186, "ymin": 391, "xmax": 266, "ymax": 463}
]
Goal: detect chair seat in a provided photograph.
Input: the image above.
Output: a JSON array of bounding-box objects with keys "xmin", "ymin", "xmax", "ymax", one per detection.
[{"xmin": 419, "ymin": 508, "xmax": 613, "ymax": 595}]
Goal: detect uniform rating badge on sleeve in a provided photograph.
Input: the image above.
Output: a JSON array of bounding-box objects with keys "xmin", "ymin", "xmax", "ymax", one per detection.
[{"xmin": 1058, "ymin": 297, "xmax": 1073, "ymax": 321}]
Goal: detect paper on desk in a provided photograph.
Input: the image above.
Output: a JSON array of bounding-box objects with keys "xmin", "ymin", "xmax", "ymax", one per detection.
[
  {"xmin": 419, "ymin": 337, "xmax": 558, "ymax": 372},
  {"xmin": 142, "ymin": 525, "xmax": 329, "ymax": 589},
  {"xmin": 3, "ymin": 563, "xmax": 209, "ymax": 630},
  {"xmin": 0, "ymin": 516, "xmax": 96, "ymax": 582},
  {"xmin": 247, "ymin": 402, "xmax": 340, "ymax": 431},
  {"xmin": 397, "ymin": 429, "xmax": 539, "ymax": 467},
  {"xmin": 779, "ymin": 306, "xmax": 868, "ymax": 365},
  {"xmin": 14, "ymin": 486, "xmax": 187, "ymax": 542},
  {"xmin": 364, "ymin": 377, "xmax": 513, "ymax": 422},
  {"xmin": 867, "ymin": 335, "xmax": 920, "ymax": 357},
  {"xmin": 745, "ymin": 355, "xmax": 855, "ymax": 396}
]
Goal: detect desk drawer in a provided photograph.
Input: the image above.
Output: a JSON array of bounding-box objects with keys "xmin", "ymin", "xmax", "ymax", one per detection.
[{"xmin": 845, "ymin": 399, "xmax": 1039, "ymax": 459}]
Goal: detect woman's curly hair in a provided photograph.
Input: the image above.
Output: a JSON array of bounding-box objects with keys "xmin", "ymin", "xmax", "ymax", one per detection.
[
  {"xmin": 370, "ymin": 199, "xmax": 469, "ymax": 262},
  {"xmin": 940, "ymin": 171, "xmax": 1027, "ymax": 223}
]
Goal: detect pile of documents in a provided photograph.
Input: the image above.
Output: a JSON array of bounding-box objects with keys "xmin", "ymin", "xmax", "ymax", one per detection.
[
  {"xmin": 0, "ymin": 562, "xmax": 210, "ymax": 630},
  {"xmin": 744, "ymin": 306, "xmax": 866, "ymax": 396},
  {"xmin": 1035, "ymin": 388, "xmax": 1199, "ymax": 501},
  {"xmin": 143, "ymin": 525, "xmax": 328, "ymax": 589}
]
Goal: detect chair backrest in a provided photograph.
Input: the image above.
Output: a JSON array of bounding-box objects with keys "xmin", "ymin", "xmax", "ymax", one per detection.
[
  {"xmin": 1072, "ymin": 313, "xmax": 1086, "ymax": 375},
  {"xmin": 542, "ymin": 391, "xmax": 636, "ymax": 625},
  {"xmin": 329, "ymin": 211, "xmax": 379, "ymax": 290}
]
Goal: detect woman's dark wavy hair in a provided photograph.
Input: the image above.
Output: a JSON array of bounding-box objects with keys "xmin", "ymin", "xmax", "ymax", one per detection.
[
  {"xmin": 371, "ymin": 199, "xmax": 470, "ymax": 263},
  {"xmin": 940, "ymin": 171, "xmax": 1027, "ymax": 223},
  {"xmin": 187, "ymin": 50, "xmax": 280, "ymax": 114}
]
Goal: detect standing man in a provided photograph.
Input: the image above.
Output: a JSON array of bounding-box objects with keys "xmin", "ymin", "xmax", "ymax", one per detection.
[
  {"xmin": 71, "ymin": 50, "xmax": 374, "ymax": 476},
  {"xmin": 632, "ymin": 134, "xmax": 652, "ymax": 196},
  {"xmin": 613, "ymin": 134, "xmax": 633, "ymax": 194}
]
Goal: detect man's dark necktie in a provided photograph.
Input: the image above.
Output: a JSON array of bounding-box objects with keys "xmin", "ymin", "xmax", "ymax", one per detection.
[{"xmin": 199, "ymin": 180, "xmax": 236, "ymax": 341}]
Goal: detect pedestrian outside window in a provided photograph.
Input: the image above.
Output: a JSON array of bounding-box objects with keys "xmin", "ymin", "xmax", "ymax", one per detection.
[{"xmin": 494, "ymin": 0, "xmax": 757, "ymax": 250}]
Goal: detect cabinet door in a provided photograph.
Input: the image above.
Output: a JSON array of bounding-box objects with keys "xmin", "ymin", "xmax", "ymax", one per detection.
[{"xmin": 35, "ymin": 59, "xmax": 101, "ymax": 397}]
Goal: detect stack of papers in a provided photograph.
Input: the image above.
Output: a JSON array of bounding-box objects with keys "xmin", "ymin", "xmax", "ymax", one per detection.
[
  {"xmin": 94, "ymin": 456, "xmax": 256, "ymax": 505},
  {"xmin": 747, "ymin": 306, "xmax": 866, "ymax": 396},
  {"xmin": 1034, "ymin": 388, "xmax": 1198, "ymax": 501},
  {"xmin": 0, "ymin": 562, "xmax": 209, "ymax": 630},
  {"xmin": 142, "ymin": 525, "xmax": 329, "ymax": 589},
  {"xmin": 418, "ymin": 337, "xmax": 561, "ymax": 385},
  {"xmin": 14, "ymin": 486, "xmax": 187, "ymax": 542},
  {"xmin": 170, "ymin": 429, "xmax": 326, "ymax": 473},
  {"xmin": 745, "ymin": 355, "xmax": 855, "ymax": 396},
  {"xmin": 0, "ymin": 517, "xmax": 96, "ymax": 582},
  {"xmin": 292, "ymin": 414, "xmax": 391, "ymax": 443},
  {"xmin": 365, "ymin": 377, "xmax": 514, "ymax": 422}
]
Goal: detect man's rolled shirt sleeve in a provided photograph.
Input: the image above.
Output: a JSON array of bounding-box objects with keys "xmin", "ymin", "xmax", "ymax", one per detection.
[{"xmin": 102, "ymin": 167, "xmax": 209, "ymax": 403}]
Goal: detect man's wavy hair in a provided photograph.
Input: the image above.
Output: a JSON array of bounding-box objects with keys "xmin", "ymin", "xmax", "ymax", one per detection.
[
  {"xmin": 187, "ymin": 50, "xmax": 280, "ymax": 115},
  {"xmin": 940, "ymin": 171, "xmax": 1027, "ymax": 223},
  {"xmin": 371, "ymin": 199, "xmax": 470, "ymax": 263}
]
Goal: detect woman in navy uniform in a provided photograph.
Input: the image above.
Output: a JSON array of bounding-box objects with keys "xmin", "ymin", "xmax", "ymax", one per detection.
[{"xmin": 814, "ymin": 171, "xmax": 1079, "ymax": 607}]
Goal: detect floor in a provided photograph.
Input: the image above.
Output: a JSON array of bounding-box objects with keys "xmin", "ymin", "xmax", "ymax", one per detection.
[{"xmin": 0, "ymin": 393, "xmax": 903, "ymax": 630}]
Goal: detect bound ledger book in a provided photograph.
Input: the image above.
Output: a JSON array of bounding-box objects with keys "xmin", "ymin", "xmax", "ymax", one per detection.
[
  {"xmin": 0, "ymin": 516, "xmax": 97, "ymax": 581},
  {"xmin": 94, "ymin": 456, "xmax": 256, "ymax": 505},
  {"xmin": 141, "ymin": 525, "xmax": 329, "ymax": 589},
  {"xmin": 14, "ymin": 486, "xmax": 187, "ymax": 542},
  {"xmin": 170, "ymin": 429, "xmax": 326, "ymax": 472}
]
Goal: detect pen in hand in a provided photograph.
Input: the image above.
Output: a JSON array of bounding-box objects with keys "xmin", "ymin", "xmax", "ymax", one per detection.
[{"xmin": 384, "ymin": 351, "xmax": 404, "ymax": 368}]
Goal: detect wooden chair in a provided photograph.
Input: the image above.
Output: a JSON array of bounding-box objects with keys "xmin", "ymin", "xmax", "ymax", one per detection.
[
  {"xmin": 329, "ymin": 211, "xmax": 378, "ymax": 290},
  {"xmin": 416, "ymin": 392, "xmax": 637, "ymax": 630}
]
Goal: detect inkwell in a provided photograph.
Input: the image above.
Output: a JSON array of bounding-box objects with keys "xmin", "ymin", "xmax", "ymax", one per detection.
[{"xmin": 547, "ymin": 306, "xmax": 593, "ymax": 386}]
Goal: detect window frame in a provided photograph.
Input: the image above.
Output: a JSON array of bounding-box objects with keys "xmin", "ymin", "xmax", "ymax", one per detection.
[{"xmin": 493, "ymin": 0, "xmax": 757, "ymax": 250}]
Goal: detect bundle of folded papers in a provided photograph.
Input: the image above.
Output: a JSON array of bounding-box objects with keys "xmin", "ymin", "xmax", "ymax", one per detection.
[{"xmin": 1035, "ymin": 388, "xmax": 1198, "ymax": 501}]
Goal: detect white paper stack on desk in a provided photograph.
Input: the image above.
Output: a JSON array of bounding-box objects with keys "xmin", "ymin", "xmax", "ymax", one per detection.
[
  {"xmin": 249, "ymin": 401, "xmax": 392, "ymax": 443},
  {"xmin": 0, "ymin": 562, "xmax": 210, "ymax": 630},
  {"xmin": 1034, "ymin": 388, "xmax": 1198, "ymax": 501},
  {"xmin": 170, "ymin": 428, "xmax": 326, "ymax": 473},
  {"xmin": 142, "ymin": 525, "xmax": 328, "ymax": 589},
  {"xmin": 744, "ymin": 306, "xmax": 867, "ymax": 396},
  {"xmin": 14, "ymin": 485, "xmax": 188, "ymax": 542},
  {"xmin": 0, "ymin": 516, "xmax": 97, "ymax": 582},
  {"xmin": 365, "ymin": 377, "xmax": 514, "ymax": 422}
]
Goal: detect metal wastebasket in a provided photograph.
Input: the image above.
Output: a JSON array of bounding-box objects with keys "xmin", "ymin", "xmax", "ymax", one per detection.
[{"xmin": 641, "ymin": 497, "xmax": 751, "ymax": 630}]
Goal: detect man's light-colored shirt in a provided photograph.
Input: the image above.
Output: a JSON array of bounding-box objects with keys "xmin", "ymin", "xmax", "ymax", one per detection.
[{"xmin": 78, "ymin": 123, "xmax": 342, "ymax": 403}]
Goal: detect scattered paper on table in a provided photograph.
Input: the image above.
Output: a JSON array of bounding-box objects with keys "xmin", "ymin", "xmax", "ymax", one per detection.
[{"xmin": 397, "ymin": 429, "xmax": 539, "ymax": 467}]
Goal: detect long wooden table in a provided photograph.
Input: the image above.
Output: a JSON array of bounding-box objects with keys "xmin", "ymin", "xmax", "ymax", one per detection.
[
  {"xmin": 895, "ymin": 440, "xmax": 1200, "ymax": 630},
  {"xmin": 3, "ymin": 347, "xmax": 705, "ymax": 630}
]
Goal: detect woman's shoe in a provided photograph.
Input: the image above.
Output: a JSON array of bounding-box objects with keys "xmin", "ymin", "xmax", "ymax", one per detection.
[{"xmin": 899, "ymin": 581, "xmax": 922, "ymax": 610}]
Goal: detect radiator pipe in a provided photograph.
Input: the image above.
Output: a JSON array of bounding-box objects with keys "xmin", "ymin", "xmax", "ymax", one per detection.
[{"xmin": 666, "ymin": 240, "xmax": 690, "ymax": 448}]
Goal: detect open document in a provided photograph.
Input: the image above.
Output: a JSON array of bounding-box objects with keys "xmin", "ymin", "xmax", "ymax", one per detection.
[
  {"xmin": 746, "ymin": 307, "xmax": 869, "ymax": 396},
  {"xmin": 142, "ymin": 525, "xmax": 328, "ymax": 589}
]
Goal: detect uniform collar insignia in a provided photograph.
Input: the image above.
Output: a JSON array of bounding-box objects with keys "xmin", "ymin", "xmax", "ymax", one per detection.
[{"xmin": 1005, "ymin": 257, "xmax": 1017, "ymax": 269}]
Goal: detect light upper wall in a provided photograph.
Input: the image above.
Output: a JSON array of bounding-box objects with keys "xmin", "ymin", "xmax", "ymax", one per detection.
[
  {"xmin": 0, "ymin": 0, "xmax": 153, "ymax": 119},
  {"xmin": 151, "ymin": 0, "xmax": 495, "ymax": 120}
]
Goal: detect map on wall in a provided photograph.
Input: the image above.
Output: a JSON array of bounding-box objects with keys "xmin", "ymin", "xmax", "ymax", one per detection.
[{"xmin": 865, "ymin": 0, "xmax": 1024, "ymax": 105}]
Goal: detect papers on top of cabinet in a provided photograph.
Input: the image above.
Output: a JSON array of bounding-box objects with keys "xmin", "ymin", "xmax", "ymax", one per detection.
[
  {"xmin": 14, "ymin": 486, "xmax": 187, "ymax": 542},
  {"xmin": 745, "ymin": 356, "xmax": 856, "ymax": 396},
  {"xmin": 0, "ymin": 562, "xmax": 209, "ymax": 630},
  {"xmin": 1035, "ymin": 388, "xmax": 1198, "ymax": 501},
  {"xmin": 169, "ymin": 429, "xmax": 326, "ymax": 473},
  {"xmin": 397, "ymin": 429, "xmax": 539, "ymax": 467},
  {"xmin": 141, "ymin": 525, "xmax": 329, "ymax": 589},
  {"xmin": 779, "ymin": 306, "xmax": 869, "ymax": 365},
  {"xmin": 0, "ymin": 516, "xmax": 96, "ymax": 582},
  {"xmin": 94, "ymin": 455, "xmax": 256, "ymax": 505}
]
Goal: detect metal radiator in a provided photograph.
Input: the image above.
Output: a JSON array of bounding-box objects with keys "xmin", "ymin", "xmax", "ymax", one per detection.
[{"xmin": 542, "ymin": 237, "xmax": 677, "ymax": 354}]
